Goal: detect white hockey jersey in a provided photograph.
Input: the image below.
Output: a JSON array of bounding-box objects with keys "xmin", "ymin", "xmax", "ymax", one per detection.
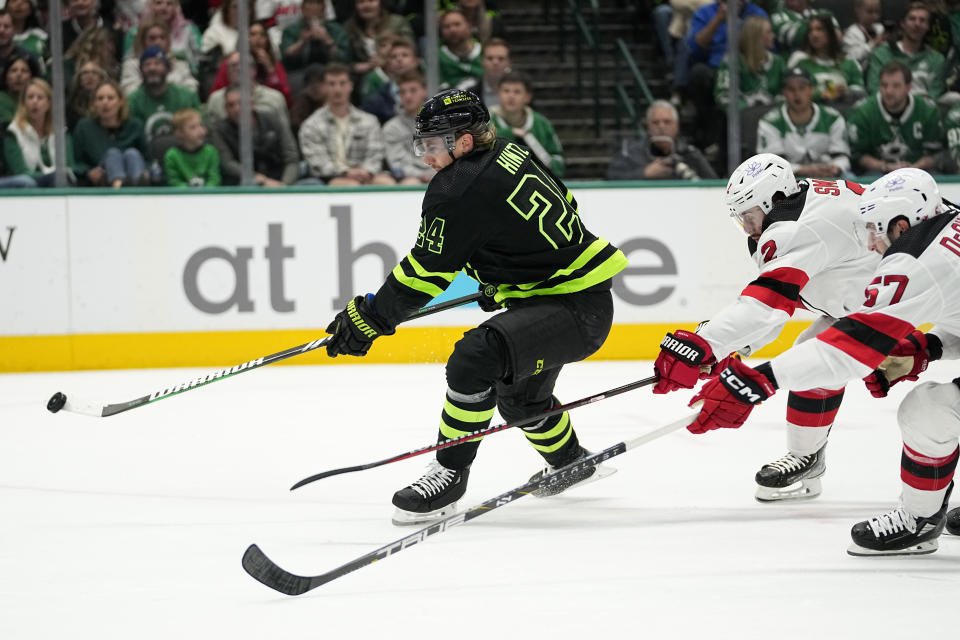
[
  {"xmin": 700, "ymin": 179, "xmax": 879, "ymax": 358},
  {"xmin": 771, "ymin": 211, "xmax": 960, "ymax": 391}
]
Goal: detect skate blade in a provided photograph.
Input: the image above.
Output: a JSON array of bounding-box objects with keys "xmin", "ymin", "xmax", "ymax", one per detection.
[
  {"xmin": 847, "ymin": 539, "xmax": 939, "ymax": 557},
  {"xmin": 755, "ymin": 476, "xmax": 823, "ymax": 503},
  {"xmin": 531, "ymin": 465, "xmax": 617, "ymax": 499},
  {"xmin": 391, "ymin": 502, "xmax": 458, "ymax": 526}
]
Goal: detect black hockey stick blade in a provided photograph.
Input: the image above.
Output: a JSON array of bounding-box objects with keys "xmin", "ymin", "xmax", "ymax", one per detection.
[
  {"xmin": 289, "ymin": 374, "xmax": 660, "ymax": 490},
  {"xmin": 245, "ymin": 411, "xmax": 697, "ymax": 595},
  {"xmin": 48, "ymin": 292, "xmax": 482, "ymax": 418}
]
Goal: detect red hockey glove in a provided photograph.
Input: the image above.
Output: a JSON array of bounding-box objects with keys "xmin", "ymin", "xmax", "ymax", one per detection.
[
  {"xmin": 687, "ymin": 360, "xmax": 777, "ymax": 434},
  {"xmin": 653, "ymin": 330, "xmax": 714, "ymax": 394},
  {"xmin": 863, "ymin": 330, "xmax": 942, "ymax": 398}
]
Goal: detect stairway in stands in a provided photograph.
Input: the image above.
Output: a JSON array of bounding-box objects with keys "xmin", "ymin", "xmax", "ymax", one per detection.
[{"xmin": 498, "ymin": 1, "xmax": 663, "ymax": 181}]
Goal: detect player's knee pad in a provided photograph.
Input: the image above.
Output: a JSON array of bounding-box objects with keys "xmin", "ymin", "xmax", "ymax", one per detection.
[
  {"xmin": 445, "ymin": 327, "xmax": 509, "ymax": 394},
  {"xmin": 898, "ymin": 381, "xmax": 960, "ymax": 455}
]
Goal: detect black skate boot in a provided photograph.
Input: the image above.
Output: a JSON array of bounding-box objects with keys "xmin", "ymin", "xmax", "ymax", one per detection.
[
  {"xmin": 754, "ymin": 445, "xmax": 826, "ymax": 502},
  {"xmin": 528, "ymin": 446, "xmax": 616, "ymax": 498},
  {"xmin": 848, "ymin": 482, "xmax": 953, "ymax": 556},
  {"xmin": 391, "ymin": 460, "xmax": 470, "ymax": 526},
  {"xmin": 946, "ymin": 506, "xmax": 960, "ymax": 536}
]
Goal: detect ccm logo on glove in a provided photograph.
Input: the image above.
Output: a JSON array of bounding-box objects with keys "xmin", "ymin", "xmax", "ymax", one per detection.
[{"xmin": 719, "ymin": 367, "xmax": 769, "ymax": 404}]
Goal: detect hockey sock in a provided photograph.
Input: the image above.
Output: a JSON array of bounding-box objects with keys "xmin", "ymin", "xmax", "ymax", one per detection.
[
  {"xmin": 522, "ymin": 411, "xmax": 582, "ymax": 468},
  {"xmin": 901, "ymin": 444, "xmax": 958, "ymax": 517},
  {"xmin": 785, "ymin": 387, "xmax": 844, "ymax": 455},
  {"xmin": 435, "ymin": 387, "xmax": 496, "ymax": 470}
]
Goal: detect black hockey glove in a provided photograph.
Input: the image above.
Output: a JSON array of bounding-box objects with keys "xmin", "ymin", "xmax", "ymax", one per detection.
[
  {"xmin": 477, "ymin": 283, "xmax": 503, "ymax": 312},
  {"xmin": 325, "ymin": 294, "xmax": 393, "ymax": 357}
]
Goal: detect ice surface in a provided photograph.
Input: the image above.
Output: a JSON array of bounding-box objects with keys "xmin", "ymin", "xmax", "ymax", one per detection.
[{"xmin": 2, "ymin": 360, "xmax": 959, "ymax": 638}]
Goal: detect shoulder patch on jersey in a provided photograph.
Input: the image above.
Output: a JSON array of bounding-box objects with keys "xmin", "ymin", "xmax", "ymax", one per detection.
[
  {"xmin": 885, "ymin": 212, "xmax": 959, "ymax": 259},
  {"xmin": 762, "ymin": 183, "xmax": 809, "ymax": 231}
]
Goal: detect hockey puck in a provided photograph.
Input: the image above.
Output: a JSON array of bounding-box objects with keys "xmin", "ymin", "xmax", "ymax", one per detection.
[{"xmin": 47, "ymin": 392, "xmax": 67, "ymax": 413}]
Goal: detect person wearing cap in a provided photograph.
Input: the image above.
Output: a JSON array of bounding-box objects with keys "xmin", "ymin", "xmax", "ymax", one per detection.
[
  {"xmin": 120, "ymin": 19, "xmax": 199, "ymax": 96},
  {"xmin": 757, "ymin": 66, "xmax": 851, "ymax": 178},
  {"xmin": 321, "ymin": 87, "xmax": 628, "ymax": 525},
  {"xmin": 128, "ymin": 45, "xmax": 202, "ymax": 147},
  {"xmin": 298, "ymin": 62, "xmax": 394, "ymax": 185}
]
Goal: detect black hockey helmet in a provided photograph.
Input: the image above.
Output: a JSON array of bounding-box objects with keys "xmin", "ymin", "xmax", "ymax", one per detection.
[{"xmin": 413, "ymin": 89, "xmax": 489, "ymax": 156}]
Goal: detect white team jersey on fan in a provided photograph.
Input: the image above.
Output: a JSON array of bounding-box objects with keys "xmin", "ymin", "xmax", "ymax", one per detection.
[
  {"xmin": 772, "ymin": 211, "xmax": 960, "ymax": 391},
  {"xmin": 700, "ymin": 179, "xmax": 879, "ymax": 358}
]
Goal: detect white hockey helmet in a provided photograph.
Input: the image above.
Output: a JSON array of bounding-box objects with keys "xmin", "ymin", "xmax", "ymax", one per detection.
[
  {"xmin": 858, "ymin": 168, "xmax": 943, "ymax": 235},
  {"xmin": 724, "ymin": 153, "xmax": 799, "ymax": 223}
]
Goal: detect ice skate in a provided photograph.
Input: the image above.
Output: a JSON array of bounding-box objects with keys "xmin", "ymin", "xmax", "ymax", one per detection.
[
  {"xmin": 754, "ymin": 445, "xmax": 826, "ymax": 502},
  {"xmin": 528, "ymin": 446, "xmax": 616, "ymax": 498},
  {"xmin": 946, "ymin": 506, "xmax": 960, "ymax": 536},
  {"xmin": 847, "ymin": 483, "xmax": 953, "ymax": 556},
  {"xmin": 391, "ymin": 460, "xmax": 470, "ymax": 526}
]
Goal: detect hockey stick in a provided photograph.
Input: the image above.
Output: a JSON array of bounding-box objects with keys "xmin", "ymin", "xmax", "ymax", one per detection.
[
  {"xmin": 46, "ymin": 293, "xmax": 482, "ymax": 418},
  {"xmin": 290, "ymin": 374, "xmax": 660, "ymax": 490},
  {"xmin": 243, "ymin": 411, "xmax": 697, "ymax": 595}
]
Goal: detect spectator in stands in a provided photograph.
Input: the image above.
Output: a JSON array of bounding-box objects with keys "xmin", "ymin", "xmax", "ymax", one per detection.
[
  {"xmin": 256, "ymin": 0, "xmax": 305, "ymax": 49},
  {"xmin": 209, "ymin": 85, "xmax": 300, "ymax": 186},
  {"xmin": 64, "ymin": 26, "xmax": 120, "ymax": 85},
  {"xmin": 943, "ymin": 96, "xmax": 960, "ymax": 171},
  {"xmin": 0, "ymin": 151, "xmax": 35, "ymax": 186},
  {"xmin": 606, "ymin": 99, "xmax": 715, "ymax": 181},
  {"xmin": 62, "ymin": 0, "xmax": 114, "ymax": 53},
  {"xmin": 128, "ymin": 46, "xmax": 201, "ymax": 146},
  {"xmin": 73, "ymin": 79, "xmax": 150, "ymax": 187},
  {"xmin": 0, "ymin": 52, "xmax": 37, "ymax": 123},
  {"xmin": 842, "ymin": 0, "xmax": 884, "ymax": 67},
  {"xmin": 211, "ymin": 21, "xmax": 292, "ymax": 107},
  {"xmin": 66, "ymin": 60, "xmax": 108, "ymax": 129},
  {"xmin": 360, "ymin": 33, "xmax": 402, "ymax": 100},
  {"xmin": 382, "ymin": 71, "xmax": 435, "ymax": 184},
  {"xmin": 3, "ymin": 79, "xmax": 76, "ymax": 187},
  {"xmin": 122, "ymin": 18, "xmax": 198, "ymax": 94},
  {"xmin": 715, "ymin": 15, "xmax": 785, "ymax": 109},
  {"xmin": 7, "ymin": 0, "xmax": 47, "ymax": 61},
  {"xmin": 867, "ymin": 2, "xmax": 947, "ymax": 102},
  {"xmin": 114, "ymin": 0, "xmax": 147, "ymax": 34},
  {"xmin": 344, "ymin": 0, "xmax": 414, "ymax": 77},
  {"xmin": 770, "ymin": 0, "xmax": 839, "ymax": 53},
  {"xmin": 206, "ymin": 51, "xmax": 291, "ymax": 129},
  {"xmin": 201, "ymin": 0, "xmax": 243, "ymax": 58},
  {"xmin": 458, "ymin": 0, "xmax": 503, "ymax": 42},
  {"xmin": 0, "ymin": 10, "xmax": 42, "ymax": 82},
  {"xmin": 438, "ymin": 8, "xmax": 482, "ymax": 90},
  {"xmin": 683, "ymin": 0, "xmax": 768, "ymax": 148},
  {"xmin": 756, "ymin": 66, "xmax": 850, "ymax": 178},
  {"xmin": 489, "ymin": 71, "xmax": 565, "ymax": 176},
  {"xmin": 298, "ymin": 62, "xmax": 395, "ymax": 185},
  {"xmin": 163, "ymin": 108, "xmax": 220, "ymax": 186},
  {"xmin": 281, "ymin": 0, "xmax": 351, "ymax": 73},
  {"xmin": 361, "ymin": 37, "xmax": 419, "ymax": 122},
  {"xmin": 656, "ymin": 0, "xmax": 711, "ymax": 105},
  {"xmin": 290, "ymin": 62, "xmax": 325, "ymax": 134},
  {"xmin": 464, "ymin": 36, "xmax": 509, "ymax": 106},
  {"xmin": 787, "ymin": 15, "xmax": 866, "ymax": 109},
  {"xmin": 846, "ymin": 61, "xmax": 944, "ymax": 174},
  {"xmin": 123, "ymin": 0, "xmax": 202, "ymax": 75}
]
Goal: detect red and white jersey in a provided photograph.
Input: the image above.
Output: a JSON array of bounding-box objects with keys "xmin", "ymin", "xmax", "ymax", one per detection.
[
  {"xmin": 700, "ymin": 179, "xmax": 879, "ymax": 358},
  {"xmin": 771, "ymin": 211, "xmax": 960, "ymax": 391}
]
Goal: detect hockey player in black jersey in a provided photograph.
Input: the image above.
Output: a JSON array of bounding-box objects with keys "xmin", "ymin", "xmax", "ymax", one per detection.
[{"xmin": 323, "ymin": 89, "xmax": 629, "ymax": 525}]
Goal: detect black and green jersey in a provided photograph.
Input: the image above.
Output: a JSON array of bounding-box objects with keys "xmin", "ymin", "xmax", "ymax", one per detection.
[{"xmin": 373, "ymin": 139, "xmax": 628, "ymax": 328}]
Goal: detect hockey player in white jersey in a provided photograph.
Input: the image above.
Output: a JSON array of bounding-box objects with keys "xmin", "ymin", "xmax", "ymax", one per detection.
[
  {"xmin": 686, "ymin": 168, "xmax": 959, "ymax": 555},
  {"xmin": 653, "ymin": 152, "xmax": 878, "ymax": 501}
]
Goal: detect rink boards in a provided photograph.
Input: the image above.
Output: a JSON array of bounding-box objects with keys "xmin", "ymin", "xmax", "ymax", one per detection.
[{"xmin": 5, "ymin": 181, "xmax": 952, "ymax": 372}]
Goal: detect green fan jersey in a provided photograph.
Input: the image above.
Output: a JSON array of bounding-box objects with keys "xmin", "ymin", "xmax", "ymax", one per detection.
[
  {"xmin": 770, "ymin": 1, "xmax": 840, "ymax": 50},
  {"xmin": 372, "ymin": 139, "xmax": 628, "ymax": 329},
  {"xmin": 489, "ymin": 107, "xmax": 565, "ymax": 177},
  {"xmin": 866, "ymin": 42, "xmax": 946, "ymax": 100},
  {"xmin": 438, "ymin": 41, "xmax": 483, "ymax": 91},
  {"xmin": 715, "ymin": 52, "xmax": 787, "ymax": 108},
  {"xmin": 128, "ymin": 85, "xmax": 202, "ymax": 143},
  {"xmin": 845, "ymin": 93, "xmax": 943, "ymax": 165},
  {"xmin": 757, "ymin": 103, "xmax": 851, "ymax": 171},
  {"xmin": 787, "ymin": 52, "xmax": 865, "ymax": 103},
  {"xmin": 942, "ymin": 102, "xmax": 960, "ymax": 166}
]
